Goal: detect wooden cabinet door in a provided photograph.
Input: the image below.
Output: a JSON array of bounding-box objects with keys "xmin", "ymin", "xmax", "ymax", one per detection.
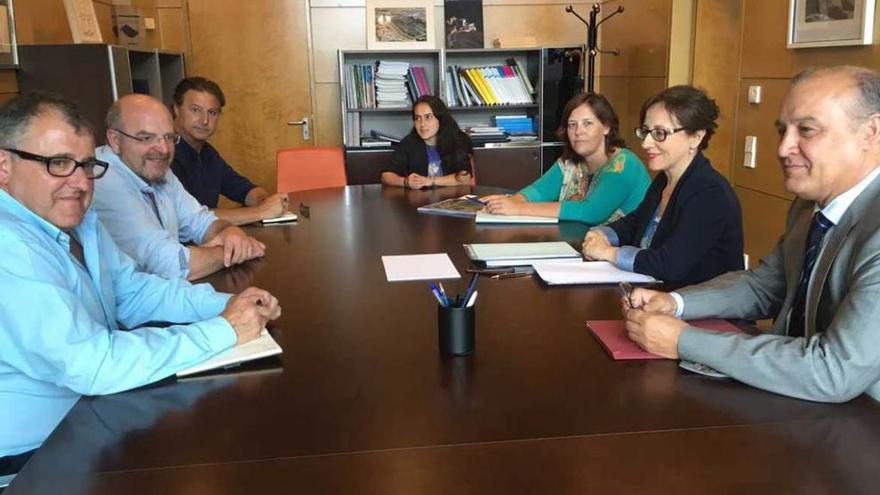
[
  {"xmin": 473, "ymin": 146, "xmax": 541, "ymax": 190},
  {"xmin": 186, "ymin": 0, "xmax": 314, "ymax": 192}
]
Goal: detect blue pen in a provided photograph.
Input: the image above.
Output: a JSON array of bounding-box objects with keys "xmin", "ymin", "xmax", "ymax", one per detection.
[
  {"xmin": 437, "ymin": 282, "xmax": 450, "ymax": 306},
  {"xmin": 461, "ymin": 273, "xmax": 479, "ymax": 307},
  {"xmin": 464, "ymin": 195, "xmax": 487, "ymax": 206},
  {"xmin": 429, "ymin": 283, "xmax": 447, "ymax": 307}
]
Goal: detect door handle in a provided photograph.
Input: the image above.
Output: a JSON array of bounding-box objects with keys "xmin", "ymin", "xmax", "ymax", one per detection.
[{"xmin": 287, "ymin": 117, "xmax": 310, "ymax": 141}]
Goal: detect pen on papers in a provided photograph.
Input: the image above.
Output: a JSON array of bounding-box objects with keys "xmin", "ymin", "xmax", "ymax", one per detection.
[
  {"xmin": 463, "ymin": 195, "xmax": 487, "ymax": 206},
  {"xmin": 491, "ymin": 272, "xmax": 532, "ymax": 280},
  {"xmin": 466, "ymin": 291, "xmax": 478, "ymax": 307},
  {"xmin": 429, "ymin": 283, "xmax": 447, "ymax": 307},
  {"xmin": 618, "ymin": 282, "xmax": 634, "ymax": 309}
]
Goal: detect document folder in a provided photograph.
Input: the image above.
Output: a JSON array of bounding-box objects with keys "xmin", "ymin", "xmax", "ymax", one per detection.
[{"xmin": 586, "ymin": 319, "xmax": 741, "ymax": 360}]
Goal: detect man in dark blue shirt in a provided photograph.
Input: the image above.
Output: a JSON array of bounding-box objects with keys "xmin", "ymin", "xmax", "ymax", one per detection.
[{"xmin": 171, "ymin": 77, "xmax": 290, "ymax": 225}]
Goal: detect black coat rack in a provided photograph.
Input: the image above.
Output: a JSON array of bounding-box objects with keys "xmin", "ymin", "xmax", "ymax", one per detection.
[{"xmin": 565, "ymin": 2, "xmax": 624, "ymax": 93}]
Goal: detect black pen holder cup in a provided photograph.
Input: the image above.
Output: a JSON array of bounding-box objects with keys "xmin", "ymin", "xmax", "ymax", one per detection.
[{"xmin": 438, "ymin": 304, "xmax": 475, "ymax": 356}]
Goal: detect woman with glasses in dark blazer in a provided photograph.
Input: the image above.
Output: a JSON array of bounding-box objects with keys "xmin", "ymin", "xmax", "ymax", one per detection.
[{"xmin": 581, "ymin": 85, "xmax": 744, "ymax": 285}]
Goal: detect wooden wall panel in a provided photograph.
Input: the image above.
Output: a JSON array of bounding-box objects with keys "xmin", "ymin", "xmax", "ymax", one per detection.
[
  {"xmin": 600, "ymin": 0, "xmax": 671, "ymax": 78},
  {"xmin": 14, "ymin": 0, "xmax": 73, "ymax": 44},
  {"xmin": 157, "ymin": 7, "xmax": 186, "ymax": 52},
  {"xmin": 736, "ymin": 185, "xmax": 791, "ymax": 268},
  {"xmin": 598, "ymin": 75, "xmax": 667, "ymax": 162},
  {"xmin": 482, "ymin": 4, "xmax": 588, "ymax": 49},
  {"xmin": 93, "ymin": 1, "xmax": 115, "ymax": 44},
  {"xmin": 692, "ymin": 0, "xmax": 741, "ymax": 179},
  {"xmin": 740, "ymin": 0, "xmax": 880, "ymax": 79},
  {"xmin": 731, "ymin": 79, "xmax": 794, "ymax": 201},
  {"xmin": 315, "ymin": 83, "xmax": 342, "ymax": 148}
]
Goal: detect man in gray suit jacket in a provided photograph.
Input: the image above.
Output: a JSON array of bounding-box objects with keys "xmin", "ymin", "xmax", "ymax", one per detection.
[{"xmin": 623, "ymin": 65, "xmax": 880, "ymax": 403}]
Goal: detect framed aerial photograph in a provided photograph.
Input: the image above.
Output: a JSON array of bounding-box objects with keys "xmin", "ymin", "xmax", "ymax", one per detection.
[
  {"xmin": 366, "ymin": 0, "xmax": 435, "ymax": 50},
  {"xmin": 788, "ymin": 0, "xmax": 876, "ymax": 48}
]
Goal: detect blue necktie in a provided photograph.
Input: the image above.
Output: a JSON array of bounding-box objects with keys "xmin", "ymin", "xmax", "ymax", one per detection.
[{"xmin": 788, "ymin": 212, "xmax": 834, "ymax": 337}]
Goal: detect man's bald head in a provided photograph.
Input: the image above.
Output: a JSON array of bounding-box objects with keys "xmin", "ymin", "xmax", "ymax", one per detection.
[{"xmin": 105, "ymin": 94, "xmax": 179, "ymax": 183}]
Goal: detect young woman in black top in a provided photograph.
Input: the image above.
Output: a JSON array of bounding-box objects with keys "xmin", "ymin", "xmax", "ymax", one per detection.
[{"xmin": 381, "ymin": 95, "xmax": 474, "ymax": 189}]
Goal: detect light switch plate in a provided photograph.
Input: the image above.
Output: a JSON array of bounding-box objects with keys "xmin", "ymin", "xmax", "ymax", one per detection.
[
  {"xmin": 144, "ymin": 17, "xmax": 156, "ymax": 30},
  {"xmin": 748, "ymin": 85, "xmax": 761, "ymax": 104},
  {"xmin": 743, "ymin": 136, "xmax": 757, "ymax": 168}
]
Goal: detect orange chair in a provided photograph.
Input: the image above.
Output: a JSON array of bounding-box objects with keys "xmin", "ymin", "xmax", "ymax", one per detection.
[{"xmin": 276, "ymin": 147, "xmax": 347, "ymax": 193}]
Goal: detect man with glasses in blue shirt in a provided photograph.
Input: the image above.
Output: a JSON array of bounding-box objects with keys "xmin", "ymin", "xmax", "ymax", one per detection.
[
  {"xmin": 0, "ymin": 92, "xmax": 281, "ymax": 478},
  {"xmin": 92, "ymin": 94, "xmax": 266, "ymax": 280}
]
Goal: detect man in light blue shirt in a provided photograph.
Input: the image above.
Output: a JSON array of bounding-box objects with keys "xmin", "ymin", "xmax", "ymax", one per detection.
[
  {"xmin": 0, "ymin": 93, "xmax": 281, "ymax": 469},
  {"xmin": 622, "ymin": 66, "xmax": 880, "ymax": 403},
  {"xmin": 92, "ymin": 94, "xmax": 266, "ymax": 280}
]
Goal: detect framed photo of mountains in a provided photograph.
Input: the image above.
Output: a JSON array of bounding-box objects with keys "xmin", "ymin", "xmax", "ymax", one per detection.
[
  {"xmin": 444, "ymin": 0, "xmax": 484, "ymax": 49},
  {"xmin": 367, "ymin": 0, "xmax": 436, "ymax": 50}
]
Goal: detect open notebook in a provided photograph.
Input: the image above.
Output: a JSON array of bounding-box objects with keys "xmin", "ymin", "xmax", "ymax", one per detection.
[{"xmin": 176, "ymin": 329, "xmax": 282, "ymax": 377}]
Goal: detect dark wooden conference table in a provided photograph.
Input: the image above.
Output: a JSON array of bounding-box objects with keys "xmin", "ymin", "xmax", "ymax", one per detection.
[{"xmin": 9, "ymin": 185, "xmax": 880, "ymax": 494}]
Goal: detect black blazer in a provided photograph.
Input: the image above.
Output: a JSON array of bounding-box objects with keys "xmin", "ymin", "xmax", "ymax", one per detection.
[
  {"xmin": 607, "ymin": 152, "xmax": 744, "ymax": 285},
  {"xmin": 385, "ymin": 132, "xmax": 473, "ymax": 177}
]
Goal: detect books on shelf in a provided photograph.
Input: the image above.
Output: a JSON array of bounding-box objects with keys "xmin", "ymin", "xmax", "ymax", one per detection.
[
  {"xmin": 345, "ymin": 60, "xmax": 433, "ymax": 111},
  {"xmin": 445, "ymin": 61, "xmax": 535, "ymax": 107}
]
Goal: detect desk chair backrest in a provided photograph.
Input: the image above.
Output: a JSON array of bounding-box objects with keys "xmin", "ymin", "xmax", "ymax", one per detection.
[{"xmin": 276, "ymin": 147, "xmax": 347, "ymax": 193}]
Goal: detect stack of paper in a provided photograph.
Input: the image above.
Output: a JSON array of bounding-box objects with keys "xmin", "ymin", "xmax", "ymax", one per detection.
[
  {"xmin": 464, "ymin": 241, "xmax": 581, "ymax": 267},
  {"xmin": 382, "ymin": 253, "xmax": 461, "ymax": 282},
  {"xmin": 533, "ymin": 261, "xmax": 657, "ymax": 285},
  {"xmin": 376, "ymin": 60, "xmax": 411, "ymax": 108}
]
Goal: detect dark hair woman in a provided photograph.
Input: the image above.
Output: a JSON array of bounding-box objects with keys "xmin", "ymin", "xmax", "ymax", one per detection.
[
  {"xmin": 481, "ymin": 93, "xmax": 650, "ymax": 224},
  {"xmin": 381, "ymin": 95, "xmax": 474, "ymax": 188},
  {"xmin": 582, "ymin": 85, "xmax": 744, "ymax": 285}
]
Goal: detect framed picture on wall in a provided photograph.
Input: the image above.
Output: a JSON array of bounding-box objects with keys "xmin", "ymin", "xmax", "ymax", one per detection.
[
  {"xmin": 788, "ymin": 0, "xmax": 876, "ymax": 48},
  {"xmin": 366, "ymin": 0, "xmax": 435, "ymax": 50}
]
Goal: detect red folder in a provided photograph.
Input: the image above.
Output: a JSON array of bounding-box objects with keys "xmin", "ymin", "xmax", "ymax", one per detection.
[{"xmin": 586, "ymin": 319, "xmax": 741, "ymax": 360}]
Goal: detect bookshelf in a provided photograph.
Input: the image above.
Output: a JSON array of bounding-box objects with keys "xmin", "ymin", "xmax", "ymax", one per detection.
[
  {"xmin": 16, "ymin": 44, "xmax": 186, "ymax": 141},
  {"xmin": 339, "ymin": 46, "xmax": 584, "ymax": 189}
]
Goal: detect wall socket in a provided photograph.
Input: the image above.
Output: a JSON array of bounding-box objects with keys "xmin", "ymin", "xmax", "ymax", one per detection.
[{"xmin": 743, "ymin": 136, "xmax": 757, "ymax": 168}]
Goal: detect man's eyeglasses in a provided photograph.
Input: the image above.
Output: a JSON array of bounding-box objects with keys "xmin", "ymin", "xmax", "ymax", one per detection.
[
  {"xmin": 634, "ymin": 126, "xmax": 685, "ymax": 142},
  {"xmin": 4, "ymin": 148, "xmax": 109, "ymax": 179},
  {"xmin": 113, "ymin": 128, "xmax": 181, "ymax": 146}
]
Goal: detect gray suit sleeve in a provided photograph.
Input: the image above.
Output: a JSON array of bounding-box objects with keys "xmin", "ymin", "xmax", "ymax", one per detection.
[
  {"xmin": 679, "ymin": 240, "xmax": 787, "ymax": 321},
  {"xmin": 679, "ymin": 245, "xmax": 880, "ymax": 403}
]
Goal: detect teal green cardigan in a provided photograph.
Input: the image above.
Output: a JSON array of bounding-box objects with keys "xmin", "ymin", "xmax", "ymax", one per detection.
[{"xmin": 518, "ymin": 148, "xmax": 650, "ymax": 225}]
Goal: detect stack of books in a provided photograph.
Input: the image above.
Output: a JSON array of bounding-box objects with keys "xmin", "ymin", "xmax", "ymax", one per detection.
[
  {"xmin": 494, "ymin": 115, "xmax": 537, "ymax": 142},
  {"xmin": 376, "ymin": 60, "xmax": 411, "ymax": 109},
  {"xmin": 465, "ymin": 126, "xmax": 509, "ymax": 145}
]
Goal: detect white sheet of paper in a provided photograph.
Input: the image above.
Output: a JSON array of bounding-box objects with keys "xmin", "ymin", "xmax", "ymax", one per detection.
[
  {"xmin": 533, "ymin": 261, "xmax": 658, "ymax": 285},
  {"xmin": 262, "ymin": 212, "xmax": 298, "ymax": 224},
  {"xmin": 382, "ymin": 253, "xmax": 461, "ymax": 282},
  {"xmin": 475, "ymin": 212, "xmax": 558, "ymax": 224},
  {"xmin": 176, "ymin": 329, "xmax": 282, "ymax": 377}
]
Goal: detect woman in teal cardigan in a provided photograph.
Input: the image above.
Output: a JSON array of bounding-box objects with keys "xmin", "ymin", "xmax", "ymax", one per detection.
[{"xmin": 482, "ymin": 93, "xmax": 650, "ymax": 224}]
